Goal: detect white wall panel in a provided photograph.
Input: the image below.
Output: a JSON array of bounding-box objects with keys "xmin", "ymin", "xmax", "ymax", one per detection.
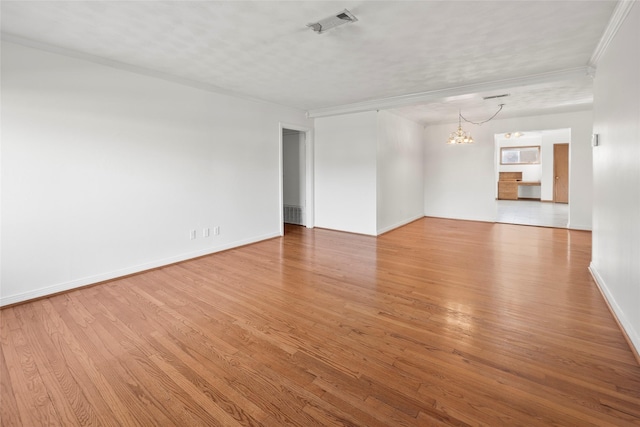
[
  {"xmin": 591, "ymin": 3, "xmax": 640, "ymax": 355},
  {"xmin": 314, "ymin": 112, "xmax": 378, "ymax": 235},
  {"xmin": 0, "ymin": 41, "xmax": 312, "ymax": 305},
  {"xmin": 376, "ymin": 112, "xmax": 424, "ymax": 234}
]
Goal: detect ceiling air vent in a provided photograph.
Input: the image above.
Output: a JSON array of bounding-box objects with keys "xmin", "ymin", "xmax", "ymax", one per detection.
[
  {"xmin": 307, "ymin": 9, "xmax": 358, "ymax": 34},
  {"xmin": 483, "ymin": 94, "xmax": 510, "ymax": 100}
]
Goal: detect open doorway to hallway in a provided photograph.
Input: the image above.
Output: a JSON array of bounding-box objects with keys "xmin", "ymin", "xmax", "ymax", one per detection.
[
  {"xmin": 280, "ymin": 124, "xmax": 314, "ymax": 235},
  {"xmin": 495, "ymin": 129, "xmax": 570, "ymax": 228},
  {"xmin": 282, "ymin": 128, "xmax": 306, "ymax": 228}
]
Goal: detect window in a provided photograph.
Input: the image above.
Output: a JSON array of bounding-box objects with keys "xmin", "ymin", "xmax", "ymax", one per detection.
[{"xmin": 500, "ymin": 146, "xmax": 540, "ymax": 165}]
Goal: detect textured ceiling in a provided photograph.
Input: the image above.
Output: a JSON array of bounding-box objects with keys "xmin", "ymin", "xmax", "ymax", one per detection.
[
  {"xmin": 391, "ymin": 77, "xmax": 597, "ymax": 125},
  {"xmin": 0, "ymin": 1, "xmax": 618, "ymax": 124}
]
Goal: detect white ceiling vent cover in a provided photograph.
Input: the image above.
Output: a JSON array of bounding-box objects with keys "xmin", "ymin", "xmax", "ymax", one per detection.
[{"xmin": 307, "ymin": 9, "xmax": 358, "ymax": 34}]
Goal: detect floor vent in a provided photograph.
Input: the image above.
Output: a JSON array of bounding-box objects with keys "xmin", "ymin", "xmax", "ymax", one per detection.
[{"xmin": 284, "ymin": 205, "xmax": 303, "ymax": 225}]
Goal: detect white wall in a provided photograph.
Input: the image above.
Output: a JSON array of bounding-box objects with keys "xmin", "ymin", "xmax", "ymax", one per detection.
[
  {"xmin": 314, "ymin": 110, "xmax": 424, "ymax": 236},
  {"xmin": 424, "ymin": 110, "xmax": 593, "ymax": 229},
  {"xmin": 283, "ymin": 131, "xmax": 305, "ymax": 207},
  {"xmin": 424, "ymin": 122, "xmax": 503, "ymax": 222},
  {"xmin": 376, "ymin": 112, "xmax": 424, "ymax": 234},
  {"xmin": 0, "ymin": 41, "xmax": 312, "ymax": 305},
  {"xmin": 591, "ymin": 3, "xmax": 640, "ymax": 355},
  {"xmin": 314, "ymin": 112, "xmax": 378, "ymax": 235}
]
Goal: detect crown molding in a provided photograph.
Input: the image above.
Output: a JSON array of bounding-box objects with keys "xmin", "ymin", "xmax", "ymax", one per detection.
[
  {"xmin": 588, "ymin": 0, "xmax": 636, "ymax": 69},
  {"xmin": 0, "ymin": 33, "xmax": 306, "ymax": 115},
  {"xmin": 307, "ymin": 67, "xmax": 592, "ymax": 119}
]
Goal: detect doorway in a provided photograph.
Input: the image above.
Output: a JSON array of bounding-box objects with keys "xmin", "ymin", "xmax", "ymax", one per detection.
[
  {"xmin": 282, "ymin": 129, "xmax": 305, "ymax": 227},
  {"xmin": 495, "ymin": 129, "xmax": 570, "ymax": 228},
  {"xmin": 280, "ymin": 124, "xmax": 313, "ymax": 235}
]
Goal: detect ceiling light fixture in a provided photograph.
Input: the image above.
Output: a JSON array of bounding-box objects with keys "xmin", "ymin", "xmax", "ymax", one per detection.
[
  {"xmin": 483, "ymin": 93, "xmax": 510, "ymax": 100},
  {"xmin": 447, "ymin": 104, "xmax": 505, "ymax": 145},
  {"xmin": 307, "ymin": 9, "xmax": 358, "ymax": 34},
  {"xmin": 447, "ymin": 112, "xmax": 474, "ymax": 144},
  {"xmin": 504, "ymin": 131, "xmax": 524, "ymax": 139}
]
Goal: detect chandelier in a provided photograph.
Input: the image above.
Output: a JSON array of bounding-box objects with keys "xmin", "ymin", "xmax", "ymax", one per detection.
[
  {"xmin": 447, "ymin": 113, "xmax": 474, "ymax": 144},
  {"xmin": 446, "ymin": 104, "xmax": 505, "ymax": 145}
]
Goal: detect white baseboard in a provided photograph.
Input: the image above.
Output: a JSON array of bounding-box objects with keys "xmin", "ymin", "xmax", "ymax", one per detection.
[
  {"xmin": 377, "ymin": 214, "xmax": 425, "ymax": 235},
  {"xmin": 589, "ymin": 263, "xmax": 640, "ymax": 362},
  {"xmin": 424, "ymin": 214, "xmax": 496, "ymax": 224},
  {"xmin": 0, "ymin": 232, "xmax": 280, "ymax": 307},
  {"xmin": 568, "ymin": 222, "xmax": 592, "ymax": 231}
]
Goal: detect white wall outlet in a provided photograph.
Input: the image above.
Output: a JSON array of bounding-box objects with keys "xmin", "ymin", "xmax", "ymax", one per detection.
[
  {"xmin": 203, "ymin": 228, "xmax": 210, "ymax": 237},
  {"xmin": 213, "ymin": 226, "xmax": 220, "ymax": 236},
  {"xmin": 190, "ymin": 230, "xmax": 196, "ymax": 240}
]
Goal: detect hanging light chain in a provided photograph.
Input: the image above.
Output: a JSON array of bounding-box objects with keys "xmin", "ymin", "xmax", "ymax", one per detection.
[
  {"xmin": 446, "ymin": 104, "xmax": 505, "ymax": 144},
  {"xmin": 460, "ymin": 104, "xmax": 505, "ymax": 126}
]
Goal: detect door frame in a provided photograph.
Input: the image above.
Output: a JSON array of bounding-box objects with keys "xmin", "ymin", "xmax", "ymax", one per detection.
[{"xmin": 279, "ymin": 123, "xmax": 314, "ymax": 235}]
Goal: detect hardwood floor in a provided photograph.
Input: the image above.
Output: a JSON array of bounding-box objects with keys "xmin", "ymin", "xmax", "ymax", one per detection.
[{"xmin": 2, "ymin": 217, "xmax": 639, "ymax": 426}]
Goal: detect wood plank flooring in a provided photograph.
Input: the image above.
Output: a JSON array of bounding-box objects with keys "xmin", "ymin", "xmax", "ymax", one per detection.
[{"xmin": 2, "ymin": 217, "xmax": 639, "ymax": 426}]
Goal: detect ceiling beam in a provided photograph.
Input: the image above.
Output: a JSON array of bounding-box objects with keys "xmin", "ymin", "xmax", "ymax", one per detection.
[{"xmin": 307, "ymin": 67, "xmax": 592, "ymax": 119}]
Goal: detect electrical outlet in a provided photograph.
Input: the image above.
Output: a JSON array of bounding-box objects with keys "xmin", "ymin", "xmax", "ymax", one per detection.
[
  {"xmin": 190, "ymin": 230, "xmax": 196, "ymax": 240},
  {"xmin": 213, "ymin": 226, "xmax": 220, "ymax": 236},
  {"xmin": 203, "ymin": 228, "xmax": 210, "ymax": 237}
]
